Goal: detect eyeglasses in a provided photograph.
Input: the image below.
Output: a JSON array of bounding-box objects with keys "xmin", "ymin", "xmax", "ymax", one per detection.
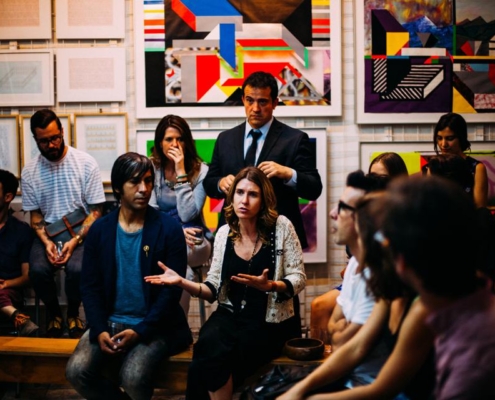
[
  {"xmin": 338, "ymin": 200, "xmax": 356, "ymax": 214},
  {"xmin": 36, "ymin": 133, "xmax": 63, "ymax": 147}
]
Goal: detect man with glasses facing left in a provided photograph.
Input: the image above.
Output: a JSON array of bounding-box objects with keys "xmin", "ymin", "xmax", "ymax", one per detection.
[
  {"xmin": 21, "ymin": 109, "xmax": 106, "ymax": 338},
  {"xmin": 311, "ymin": 171, "xmax": 387, "ymax": 358}
]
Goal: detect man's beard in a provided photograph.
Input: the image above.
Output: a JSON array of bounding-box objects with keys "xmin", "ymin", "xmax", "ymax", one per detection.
[{"xmin": 40, "ymin": 141, "xmax": 65, "ymax": 161}]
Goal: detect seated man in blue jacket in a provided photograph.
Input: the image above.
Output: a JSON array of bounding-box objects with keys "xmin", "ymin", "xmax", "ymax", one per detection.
[{"xmin": 66, "ymin": 152, "xmax": 192, "ymax": 400}]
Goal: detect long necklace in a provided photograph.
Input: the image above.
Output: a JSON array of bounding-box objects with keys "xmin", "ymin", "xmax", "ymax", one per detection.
[
  {"xmin": 164, "ymin": 169, "xmax": 176, "ymax": 190},
  {"xmin": 240, "ymin": 234, "xmax": 259, "ymax": 310}
]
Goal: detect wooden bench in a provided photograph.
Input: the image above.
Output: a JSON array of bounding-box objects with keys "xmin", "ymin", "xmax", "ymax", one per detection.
[{"xmin": 0, "ymin": 336, "xmax": 329, "ymax": 394}]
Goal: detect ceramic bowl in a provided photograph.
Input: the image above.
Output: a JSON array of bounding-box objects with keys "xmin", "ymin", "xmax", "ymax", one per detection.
[{"xmin": 283, "ymin": 338, "xmax": 325, "ymax": 361}]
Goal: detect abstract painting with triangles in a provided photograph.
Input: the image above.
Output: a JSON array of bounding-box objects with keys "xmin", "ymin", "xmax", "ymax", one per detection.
[
  {"xmin": 134, "ymin": 0, "xmax": 341, "ymax": 118},
  {"xmin": 358, "ymin": 0, "xmax": 495, "ymax": 122}
]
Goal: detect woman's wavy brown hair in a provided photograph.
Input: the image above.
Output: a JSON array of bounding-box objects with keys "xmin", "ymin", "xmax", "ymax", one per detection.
[
  {"xmin": 224, "ymin": 167, "xmax": 278, "ymax": 244},
  {"xmin": 355, "ymin": 191, "xmax": 414, "ymax": 300},
  {"xmin": 151, "ymin": 114, "xmax": 202, "ymax": 180}
]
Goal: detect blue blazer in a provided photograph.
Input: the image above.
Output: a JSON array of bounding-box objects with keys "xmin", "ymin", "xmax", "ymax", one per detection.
[
  {"xmin": 81, "ymin": 205, "xmax": 192, "ymax": 351},
  {"xmin": 203, "ymin": 118, "xmax": 322, "ymax": 248}
]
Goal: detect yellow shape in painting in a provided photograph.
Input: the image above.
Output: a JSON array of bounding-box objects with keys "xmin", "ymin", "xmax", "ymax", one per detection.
[
  {"xmin": 453, "ymin": 87, "xmax": 476, "ymax": 113},
  {"xmin": 217, "ymin": 81, "xmax": 238, "ymax": 98},
  {"xmin": 399, "ymin": 152, "xmax": 423, "ymax": 175},
  {"xmin": 202, "ymin": 197, "xmax": 219, "ymax": 233},
  {"xmin": 386, "ymin": 32, "xmax": 409, "ymax": 56}
]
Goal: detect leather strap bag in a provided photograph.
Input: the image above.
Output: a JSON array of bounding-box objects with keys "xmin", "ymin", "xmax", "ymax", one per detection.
[
  {"xmin": 240, "ymin": 365, "xmax": 317, "ymax": 400},
  {"xmin": 45, "ymin": 209, "xmax": 87, "ymax": 244}
]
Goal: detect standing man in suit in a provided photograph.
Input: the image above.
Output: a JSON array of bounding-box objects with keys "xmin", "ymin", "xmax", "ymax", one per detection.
[{"xmin": 203, "ymin": 71, "xmax": 322, "ymax": 249}]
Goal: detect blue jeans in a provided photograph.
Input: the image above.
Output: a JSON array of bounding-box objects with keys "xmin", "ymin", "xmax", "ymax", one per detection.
[
  {"xmin": 28, "ymin": 237, "xmax": 83, "ymax": 315},
  {"xmin": 66, "ymin": 330, "xmax": 169, "ymax": 400}
]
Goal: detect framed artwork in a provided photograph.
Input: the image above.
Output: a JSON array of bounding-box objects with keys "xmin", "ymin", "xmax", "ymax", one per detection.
[
  {"xmin": 356, "ymin": 0, "xmax": 495, "ymax": 124},
  {"xmin": 73, "ymin": 113, "xmax": 128, "ymax": 183},
  {"xmin": 0, "ymin": 115, "xmax": 20, "ymax": 178},
  {"xmin": 0, "ymin": 50, "xmax": 54, "ymax": 106},
  {"xmin": 360, "ymin": 141, "xmax": 495, "ymax": 206},
  {"xmin": 55, "ymin": 0, "xmax": 125, "ymax": 39},
  {"xmin": 137, "ymin": 128, "xmax": 327, "ymax": 263},
  {"xmin": 20, "ymin": 115, "xmax": 72, "ymax": 167},
  {"xmin": 133, "ymin": 0, "xmax": 341, "ymax": 119},
  {"xmin": 0, "ymin": 0, "xmax": 52, "ymax": 39},
  {"xmin": 56, "ymin": 48, "xmax": 127, "ymax": 102}
]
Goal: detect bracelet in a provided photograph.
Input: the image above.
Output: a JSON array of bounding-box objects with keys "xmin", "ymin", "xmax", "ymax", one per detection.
[
  {"xmin": 176, "ymin": 174, "xmax": 188, "ymax": 179},
  {"xmin": 74, "ymin": 234, "xmax": 83, "ymax": 244},
  {"xmin": 266, "ymin": 281, "xmax": 277, "ymax": 294},
  {"xmin": 174, "ymin": 181, "xmax": 190, "ymax": 188},
  {"xmin": 192, "ymin": 283, "xmax": 202, "ymax": 298}
]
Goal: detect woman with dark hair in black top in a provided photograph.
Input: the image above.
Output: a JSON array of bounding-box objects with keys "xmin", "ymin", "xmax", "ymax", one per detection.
[{"xmin": 433, "ymin": 113, "xmax": 488, "ymax": 208}]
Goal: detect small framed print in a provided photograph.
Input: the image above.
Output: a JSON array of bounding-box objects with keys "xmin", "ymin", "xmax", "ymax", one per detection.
[
  {"xmin": 55, "ymin": 0, "xmax": 125, "ymax": 39},
  {"xmin": 56, "ymin": 48, "xmax": 126, "ymax": 102},
  {"xmin": 73, "ymin": 113, "xmax": 128, "ymax": 183},
  {"xmin": 0, "ymin": 0, "xmax": 52, "ymax": 39},
  {"xmin": 0, "ymin": 115, "xmax": 20, "ymax": 178},
  {"xmin": 0, "ymin": 50, "xmax": 54, "ymax": 107}
]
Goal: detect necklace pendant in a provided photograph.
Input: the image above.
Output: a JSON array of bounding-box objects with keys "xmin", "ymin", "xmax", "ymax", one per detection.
[{"xmin": 241, "ymin": 300, "xmax": 247, "ymax": 309}]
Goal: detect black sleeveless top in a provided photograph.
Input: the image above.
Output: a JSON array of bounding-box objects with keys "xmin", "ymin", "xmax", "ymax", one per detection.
[{"xmin": 225, "ymin": 237, "xmax": 273, "ymax": 320}]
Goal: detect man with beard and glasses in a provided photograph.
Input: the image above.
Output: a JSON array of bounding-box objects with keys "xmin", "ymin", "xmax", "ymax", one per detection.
[{"xmin": 21, "ymin": 109, "xmax": 105, "ymax": 338}]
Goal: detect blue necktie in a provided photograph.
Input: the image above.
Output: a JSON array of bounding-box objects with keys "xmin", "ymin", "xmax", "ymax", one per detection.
[{"xmin": 245, "ymin": 129, "xmax": 262, "ymax": 166}]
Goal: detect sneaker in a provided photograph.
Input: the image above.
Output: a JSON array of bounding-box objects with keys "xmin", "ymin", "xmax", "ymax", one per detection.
[
  {"xmin": 13, "ymin": 312, "xmax": 39, "ymax": 337},
  {"xmin": 46, "ymin": 316, "xmax": 63, "ymax": 338},
  {"xmin": 67, "ymin": 316, "xmax": 85, "ymax": 339}
]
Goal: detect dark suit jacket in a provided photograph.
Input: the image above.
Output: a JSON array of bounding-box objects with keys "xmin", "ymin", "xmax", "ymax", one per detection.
[
  {"xmin": 203, "ymin": 118, "xmax": 322, "ymax": 248},
  {"xmin": 81, "ymin": 206, "xmax": 192, "ymax": 351}
]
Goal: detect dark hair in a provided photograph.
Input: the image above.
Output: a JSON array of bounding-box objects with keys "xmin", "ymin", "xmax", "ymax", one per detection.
[
  {"xmin": 433, "ymin": 112, "xmax": 470, "ymax": 153},
  {"xmin": 30, "ymin": 109, "xmax": 62, "ymax": 137},
  {"xmin": 0, "ymin": 169, "xmax": 19, "ymax": 197},
  {"xmin": 368, "ymin": 152, "xmax": 408, "ymax": 178},
  {"xmin": 151, "ymin": 115, "xmax": 202, "ymax": 180},
  {"xmin": 242, "ymin": 71, "xmax": 279, "ymax": 102},
  {"xmin": 111, "ymin": 152, "xmax": 154, "ymax": 201},
  {"xmin": 224, "ymin": 167, "xmax": 278, "ymax": 244},
  {"xmin": 355, "ymin": 192, "xmax": 413, "ymax": 300},
  {"xmin": 347, "ymin": 170, "xmax": 387, "ymax": 193},
  {"xmin": 423, "ymin": 153, "xmax": 474, "ymax": 194},
  {"xmin": 382, "ymin": 175, "xmax": 480, "ymax": 297}
]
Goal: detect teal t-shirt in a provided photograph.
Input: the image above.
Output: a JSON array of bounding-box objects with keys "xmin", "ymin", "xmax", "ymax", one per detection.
[{"xmin": 109, "ymin": 224, "xmax": 147, "ymax": 326}]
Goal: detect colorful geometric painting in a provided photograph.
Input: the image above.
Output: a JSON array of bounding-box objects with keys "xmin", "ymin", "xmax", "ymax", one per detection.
[
  {"xmin": 134, "ymin": 0, "xmax": 341, "ymax": 118},
  {"xmin": 360, "ymin": 142, "xmax": 495, "ymax": 207},
  {"xmin": 137, "ymin": 129, "xmax": 327, "ymax": 262},
  {"xmin": 356, "ymin": 0, "xmax": 495, "ymax": 123}
]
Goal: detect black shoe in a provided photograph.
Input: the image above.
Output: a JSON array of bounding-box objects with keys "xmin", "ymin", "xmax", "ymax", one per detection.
[
  {"xmin": 46, "ymin": 316, "xmax": 63, "ymax": 338},
  {"xmin": 67, "ymin": 316, "xmax": 85, "ymax": 339}
]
